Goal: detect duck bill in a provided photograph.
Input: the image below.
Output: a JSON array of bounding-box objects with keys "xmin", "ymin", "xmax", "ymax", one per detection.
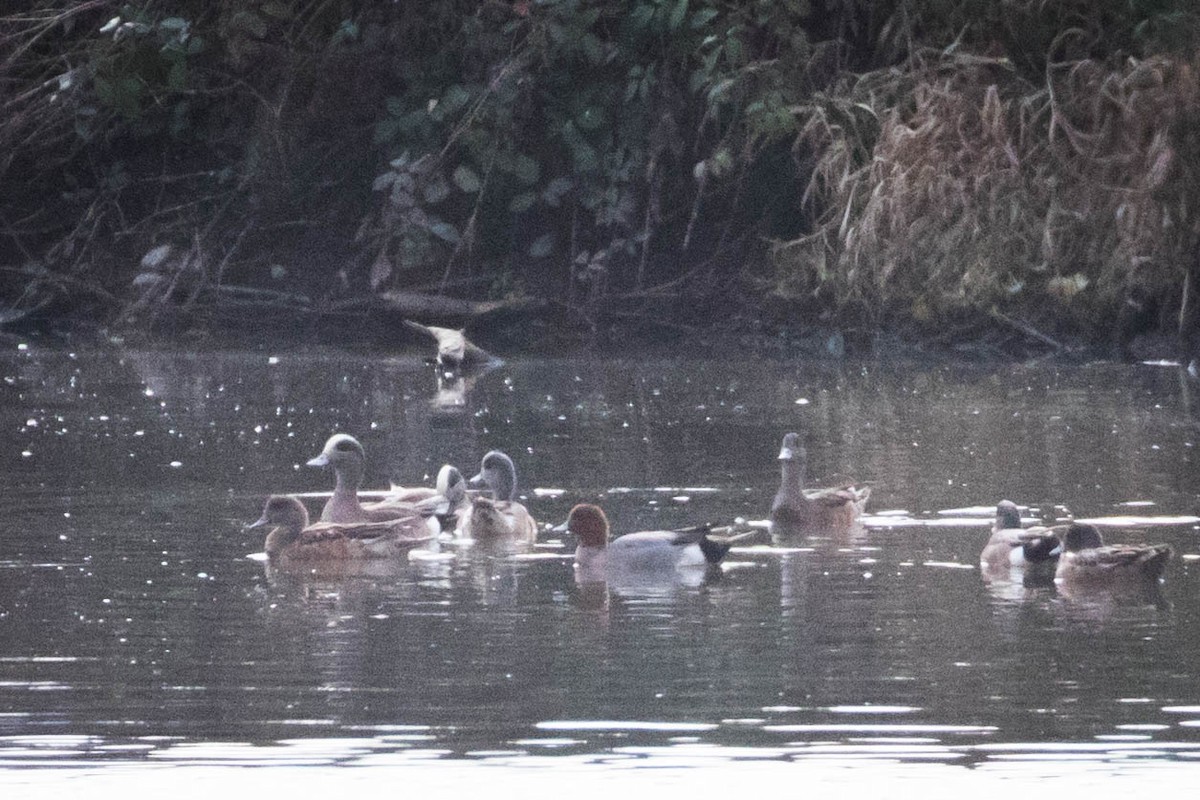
[
  {"xmin": 306, "ymin": 453, "xmax": 330, "ymax": 467},
  {"xmin": 551, "ymin": 519, "xmax": 570, "ymax": 534},
  {"xmin": 467, "ymin": 471, "xmax": 486, "ymax": 489},
  {"xmin": 246, "ymin": 515, "xmax": 269, "ymax": 530}
]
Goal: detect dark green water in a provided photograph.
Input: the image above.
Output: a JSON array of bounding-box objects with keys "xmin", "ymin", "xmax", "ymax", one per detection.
[{"xmin": 2, "ymin": 344, "xmax": 1200, "ymax": 792}]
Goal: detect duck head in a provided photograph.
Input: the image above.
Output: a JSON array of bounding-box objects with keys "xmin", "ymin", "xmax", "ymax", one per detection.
[
  {"xmin": 994, "ymin": 500, "xmax": 1022, "ymax": 531},
  {"xmin": 1062, "ymin": 522, "xmax": 1105, "ymax": 552},
  {"xmin": 468, "ymin": 495, "xmax": 507, "ymax": 538},
  {"xmin": 306, "ymin": 433, "xmax": 366, "ymax": 471},
  {"xmin": 559, "ymin": 503, "xmax": 610, "ymax": 548},
  {"xmin": 776, "ymin": 432, "xmax": 808, "ymax": 487},
  {"xmin": 436, "ymin": 464, "xmax": 467, "ymax": 509},
  {"xmin": 248, "ymin": 495, "xmax": 310, "ymax": 555},
  {"xmin": 468, "ymin": 450, "xmax": 518, "ymax": 501},
  {"xmin": 777, "ymin": 432, "xmax": 805, "ymax": 462}
]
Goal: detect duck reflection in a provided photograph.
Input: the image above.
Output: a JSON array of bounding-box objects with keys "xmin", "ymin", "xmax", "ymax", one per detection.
[
  {"xmin": 1055, "ymin": 577, "xmax": 1171, "ymax": 614},
  {"xmin": 430, "ymin": 364, "xmax": 500, "ymax": 418}
]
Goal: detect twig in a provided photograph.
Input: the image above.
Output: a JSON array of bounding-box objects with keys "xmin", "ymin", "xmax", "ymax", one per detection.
[{"xmin": 988, "ymin": 308, "xmax": 1064, "ymax": 350}]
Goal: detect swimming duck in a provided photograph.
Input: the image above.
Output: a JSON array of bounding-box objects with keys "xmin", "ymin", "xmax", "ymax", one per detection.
[
  {"xmin": 407, "ymin": 463, "xmax": 469, "ymax": 532},
  {"xmin": 979, "ymin": 500, "xmax": 1061, "ymax": 577},
  {"xmin": 769, "ymin": 432, "xmax": 869, "ymax": 536},
  {"xmin": 247, "ymin": 495, "xmax": 436, "ymax": 563},
  {"xmin": 559, "ymin": 503, "xmax": 745, "ymax": 581},
  {"xmin": 379, "ymin": 464, "xmax": 468, "ymax": 515},
  {"xmin": 1055, "ymin": 522, "xmax": 1172, "ymax": 585},
  {"xmin": 306, "ymin": 433, "xmax": 440, "ymax": 524},
  {"xmin": 403, "ymin": 320, "xmax": 496, "ymax": 369},
  {"xmin": 458, "ymin": 450, "xmax": 537, "ymax": 543},
  {"xmin": 461, "ymin": 494, "xmax": 538, "ymax": 545}
]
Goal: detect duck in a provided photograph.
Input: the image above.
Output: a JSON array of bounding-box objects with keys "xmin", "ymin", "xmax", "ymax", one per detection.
[
  {"xmin": 371, "ymin": 463, "xmax": 471, "ymax": 537},
  {"xmin": 381, "ymin": 464, "xmax": 468, "ymax": 512},
  {"xmin": 403, "ymin": 320, "xmax": 497, "ymax": 369},
  {"xmin": 769, "ymin": 432, "xmax": 869, "ymax": 537},
  {"xmin": 979, "ymin": 500, "xmax": 1061, "ymax": 578},
  {"xmin": 461, "ymin": 494, "xmax": 538, "ymax": 545},
  {"xmin": 558, "ymin": 503, "xmax": 747, "ymax": 581},
  {"xmin": 305, "ymin": 433, "xmax": 446, "ymax": 524},
  {"xmin": 1055, "ymin": 522, "xmax": 1172, "ymax": 586},
  {"xmin": 247, "ymin": 495, "xmax": 437, "ymax": 563},
  {"xmin": 458, "ymin": 449, "xmax": 538, "ymax": 543}
]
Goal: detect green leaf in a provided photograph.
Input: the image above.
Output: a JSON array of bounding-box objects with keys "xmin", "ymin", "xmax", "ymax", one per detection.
[
  {"xmin": 691, "ymin": 7, "xmax": 719, "ymax": 27},
  {"xmin": 528, "ymin": 234, "xmax": 554, "ymax": 258},
  {"xmin": 630, "ymin": 4, "xmax": 654, "ymax": 30},
  {"xmin": 245, "ymin": 13, "xmax": 268, "ymax": 38},
  {"xmin": 167, "ymin": 60, "xmax": 186, "ymax": 91},
  {"xmin": 669, "ymin": 0, "xmax": 688, "ymax": 31},
  {"xmin": 385, "ymin": 96, "xmax": 405, "ymax": 117},
  {"xmin": 422, "ymin": 174, "xmax": 450, "ymax": 204},
  {"xmin": 509, "ymin": 192, "xmax": 536, "ymax": 213},
  {"xmin": 441, "ymin": 84, "xmax": 472, "ymax": 116},
  {"xmin": 372, "ymin": 172, "xmax": 396, "ymax": 192},
  {"xmin": 511, "ymin": 154, "xmax": 540, "ymax": 185},
  {"xmin": 576, "ymin": 106, "xmax": 604, "ymax": 131},
  {"xmin": 580, "ymin": 33, "xmax": 604, "ymax": 65},
  {"xmin": 542, "ymin": 177, "xmax": 573, "ymax": 206},
  {"xmin": 726, "ymin": 36, "xmax": 744, "ymax": 64},
  {"xmin": 261, "ymin": 2, "xmax": 292, "ymax": 20},
  {"xmin": 452, "ymin": 165, "xmax": 482, "ymax": 193},
  {"xmin": 429, "ymin": 220, "xmax": 461, "ymax": 245}
]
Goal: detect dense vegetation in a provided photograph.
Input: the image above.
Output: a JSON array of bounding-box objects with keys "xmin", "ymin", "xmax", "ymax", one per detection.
[{"xmin": 3, "ymin": 1, "xmax": 1200, "ymax": 354}]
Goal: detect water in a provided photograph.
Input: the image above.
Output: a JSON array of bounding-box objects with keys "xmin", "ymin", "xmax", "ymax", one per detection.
[{"xmin": 2, "ymin": 343, "xmax": 1200, "ymax": 794}]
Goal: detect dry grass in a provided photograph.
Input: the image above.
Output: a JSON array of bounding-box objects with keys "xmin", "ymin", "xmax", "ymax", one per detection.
[{"xmin": 777, "ymin": 47, "xmax": 1200, "ymax": 341}]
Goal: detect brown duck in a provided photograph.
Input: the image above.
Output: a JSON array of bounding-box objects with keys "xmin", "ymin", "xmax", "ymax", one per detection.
[
  {"xmin": 769, "ymin": 432, "xmax": 869, "ymax": 537},
  {"xmin": 1055, "ymin": 522, "xmax": 1172, "ymax": 586},
  {"xmin": 248, "ymin": 495, "xmax": 437, "ymax": 563}
]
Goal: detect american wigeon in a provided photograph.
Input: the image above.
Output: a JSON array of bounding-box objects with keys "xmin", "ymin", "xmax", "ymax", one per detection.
[
  {"xmin": 1055, "ymin": 522, "xmax": 1172, "ymax": 585},
  {"xmin": 376, "ymin": 464, "xmax": 468, "ymax": 523},
  {"xmin": 461, "ymin": 494, "xmax": 538, "ymax": 544},
  {"xmin": 979, "ymin": 500, "xmax": 1061, "ymax": 577},
  {"xmin": 458, "ymin": 450, "xmax": 538, "ymax": 543},
  {"xmin": 769, "ymin": 432, "xmax": 869, "ymax": 537},
  {"xmin": 248, "ymin": 495, "xmax": 436, "ymax": 563},
  {"xmin": 558, "ymin": 503, "xmax": 749, "ymax": 582},
  {"xmin": 306, "ymin": 433, "xmax": 446, "ymax": 524}
]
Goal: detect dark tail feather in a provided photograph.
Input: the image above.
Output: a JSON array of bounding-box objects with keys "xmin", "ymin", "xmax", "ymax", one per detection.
[
  {"xmin": 1022, "ymin": 532, "xmax": 1061, "ymax": 563},
  {"xmin": 1143, "ymin": 545, "xmax": 1173, "ymax": 579},
  {"xmin": 698, "ymin": 535, "xmax": 731, "ymax": 565}
]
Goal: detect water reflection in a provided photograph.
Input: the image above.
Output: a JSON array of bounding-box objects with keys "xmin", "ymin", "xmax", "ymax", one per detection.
[{"xmin": 1, "ymin": 345, "xmax": 1200, "ymax": 781}]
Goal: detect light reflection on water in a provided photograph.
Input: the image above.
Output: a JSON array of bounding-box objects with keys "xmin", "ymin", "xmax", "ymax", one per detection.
[{"xmin": 2, "ymin": 345, "xmax": 1200, "ymax": 789}]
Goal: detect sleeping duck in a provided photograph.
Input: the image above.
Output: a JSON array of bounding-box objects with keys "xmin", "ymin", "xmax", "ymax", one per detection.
[{"xmin": 979, "ymin": 500, "xmax": 1061, "ymax": 580}]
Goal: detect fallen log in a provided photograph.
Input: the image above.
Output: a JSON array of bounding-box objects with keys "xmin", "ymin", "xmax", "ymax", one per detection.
[{"xmin": 376, "ymin": 290, "xmax": 545, "ymax": 321}]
